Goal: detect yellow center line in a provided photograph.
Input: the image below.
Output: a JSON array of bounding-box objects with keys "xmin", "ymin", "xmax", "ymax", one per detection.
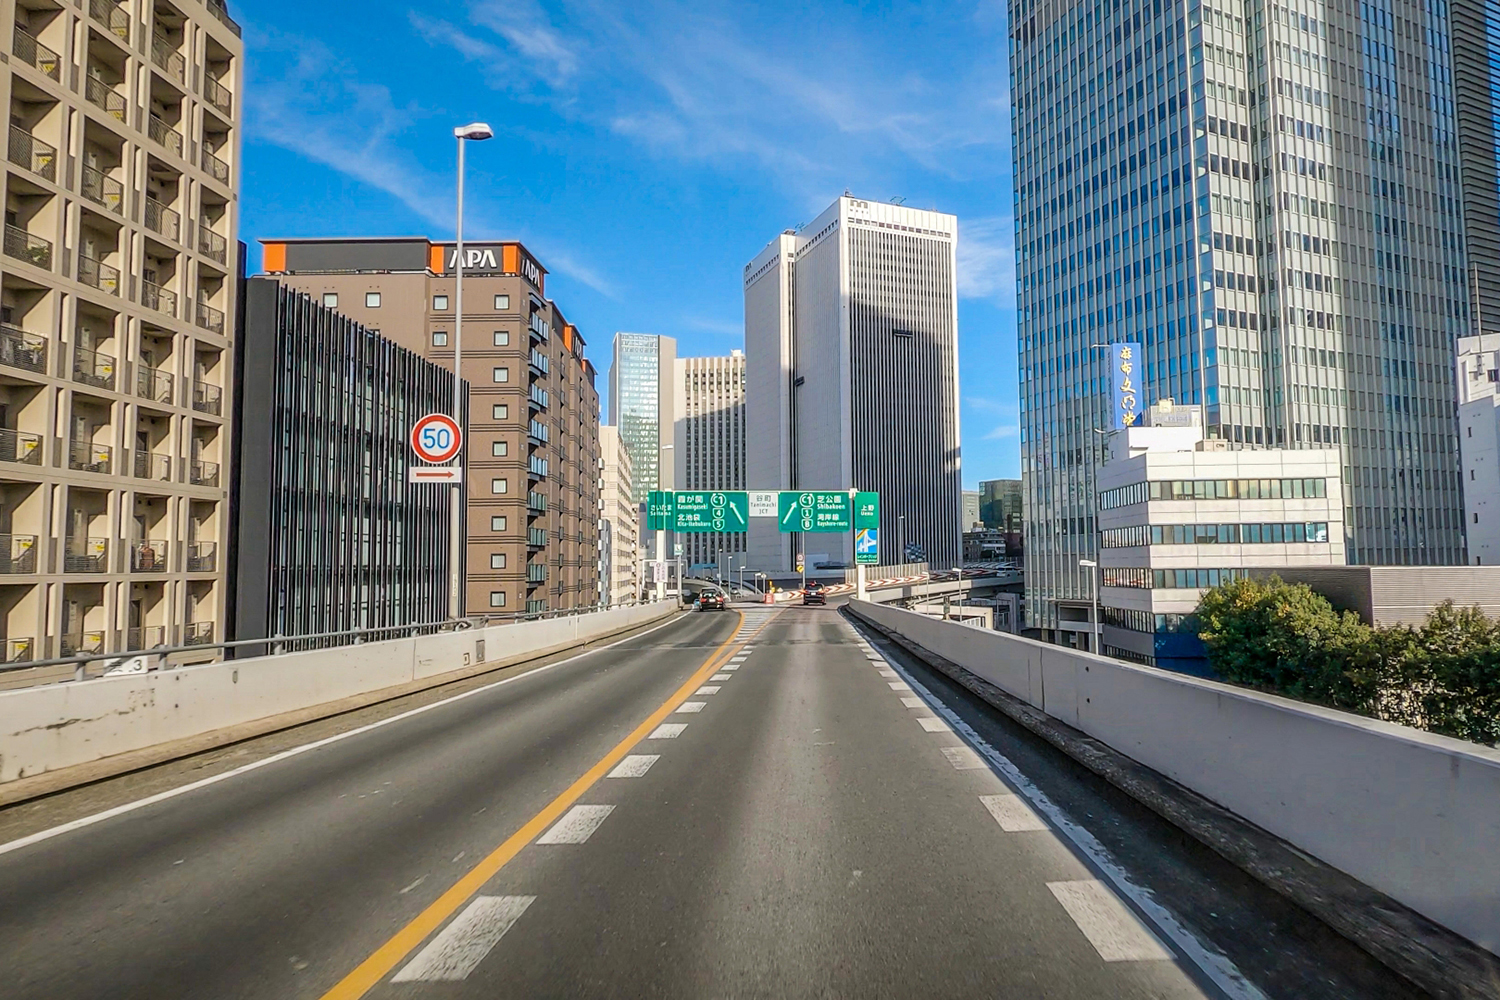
[{"xmin": 317, "ymin": 609, "xmax": 751, "ymax": 1000}]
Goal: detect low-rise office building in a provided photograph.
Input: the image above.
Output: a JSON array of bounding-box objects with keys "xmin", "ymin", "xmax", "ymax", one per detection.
[
  {"xmin": 230, "ymin": 279, "xmax": 459, "ymax": 643},
  {"xmin": 1456, "ymin": 332, "xmax": 1500, "ymax": 565},
  {"xmin": 1095, "ymin": 402, "xmax": 1345, "ymax": 674},
  {"xmin": 258, "ymin": 237, "xmax": 601, "ymax": 615}
]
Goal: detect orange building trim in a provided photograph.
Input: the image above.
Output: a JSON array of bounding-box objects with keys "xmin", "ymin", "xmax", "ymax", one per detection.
[
  {"xmin": 429, "ymin": 243, "xmax": 446, "ymax": 274},
  {"xmin": 262, "ymin": 243, "xmax": 286, "ymax": 273}
]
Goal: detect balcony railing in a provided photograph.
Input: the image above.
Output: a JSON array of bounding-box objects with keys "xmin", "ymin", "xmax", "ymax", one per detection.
[
  {"xmin": 142, "ymin": 279, "xmax": 177, "ymax": 317},
  {"xmin": 192, "ymin": 380, "xmax": 222, "ymax": 415},
  {"xmin": 81, "ymin": 165, "xmax": 125, "ymax": 214},
  {"xmin": 0, "ymin": 327, "xmax": 47, "ymax": 374},
  {"xmin": 78, "ymin": 253, "xmax": 121, "ymax": 296},
  {"xmin": 195, "ymin": 301, "xmax": 225, "ymax": 335},
  {"xmin": 0, "ymin": 534, "xmax": 38, "ymax": 574},
  {"xmin": 528, "ymin": 527, "xmax": 547, "ymax": 547},
  {"xmin": 64, "ymin": 537, "xmax": 108, "ymax": 573},
  {"xmin": 198, "ymin": 225, "xmax": 227, "ymax": 264},
  {"xmin": 204, "ymin": 76, "xmax": 233, "ymax": 117},
  {"xmin": 3, "ymin": 638, "xmax": 35, "ymax": 664},
  {"xmin": 89, "ymin": 0, "xmax": 131, "ymax": 42},
  {"xmin": 202, "ymin": 147, "xmax": 229, "ymax": 184},
  {"xmin": 130, "ymin": 539, "xmax": 168, "ymax": 572},
  {"xmin": 136, "ymin": 363, "xmax": 173, "ymax": 403},
  {"xmin": 0, "ymin": 428, "xmax": 43, "ymax": 466},
  {"xmin": 144, "ymin": 198, "xmax": 180, "ymax": 242},
  {"xmin": 184, "ymin": 621, "xmax": 214, "ymax": 646},
  {"xmin": 128, "ymin": 625, "xmax": 167, "ymax": 650},
  {"xmin": 61, "ymin": 631, "xmax": 106, "ymax": 656},
  {"xmin": 72, "ymin": 346, "xmax": 116, "ymax": 390},
  {"xmin": 8, "ymin": 127, "xmax": 56, "ymax": 182},
  {"xmin": 147, "ymin": 115, "xmax": 183, "ymax": 158},
  {"xmin": 151, "ymin": 34, "xmax": 185, "ymax": 83},
  {"xmin": 12, "ymin": 27, "xmax": 60, "ymax": 81},
  {"xmin": 527, "ymin": 563, "xmax": 548, "ymax": 584},
  {"xmin": 69, "ymin": 440, "xmax": 113, "ymax": 474},
  {"xmin": 207, "ymin": 0, "xmax": 241, "ymax": 36},
  {"xmin": 186, "ymin": 540, "xmax": 216, "ymax": 572},
  {"xmin": 84, "ymin": 77, "xmax": 127, "ymax": 122},
  {"xmin": 4, "ymin": 225, "xmax": 52, "ymax": 270},
  {"xmin": 190, "ymin": 459, "xmax": 219, "ymax": 487},
  {"xmin": 133, "ymin": 450, "xmax": 172, "ymax": 481}
]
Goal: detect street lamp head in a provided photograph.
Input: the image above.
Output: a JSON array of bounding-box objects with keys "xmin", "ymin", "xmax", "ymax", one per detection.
[{"xmin": 454, "ymin": 122, "xmax": 495, "ymax": 141}]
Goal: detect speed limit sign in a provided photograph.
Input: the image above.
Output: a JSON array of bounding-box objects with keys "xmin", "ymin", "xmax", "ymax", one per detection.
[{"xmin": 410, "ymin": 413, "xmax": 463, "ymax": 464}]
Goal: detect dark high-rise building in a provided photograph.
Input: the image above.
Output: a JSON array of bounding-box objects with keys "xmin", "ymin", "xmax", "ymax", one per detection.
[
  {"xmin": 1452, "ymin": 0, "xmax": 1500, "ymax": 330},
  {"xmin": 228, "ymin": 278, "xmax": 461, "ymax": 644}
]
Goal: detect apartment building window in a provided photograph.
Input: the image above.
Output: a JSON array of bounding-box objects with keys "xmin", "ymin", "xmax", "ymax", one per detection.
[
  {"xmin": 494, "ymin": 330, "xmax": 509, "ymax": 346},
  {"xmin": 490, "ymin": 553, "xmax": 507, "ymax": 569},
  {"xmin": 322, "ymin": 292, "xmax": 337, "ymax": 308},
  {"xmin": 433, "ymin": 294, "xmax": 449, "ymax": 310},
  {"xmin": 491, "ymin": 515, "xmax": 507, "ymax": 531},
  {"xmin": 493, "ymin": 404, "xmax": 508, "ymax": 419},
  {"xmin": 432, "ymin": 331, "xmax": 449, "ymax": 346},
  {"xmin": 492, "ymin": 440, "xmax": 508, "ymax": 457},
  {"xmin": 489, "ymin": 591, "xmax": 507, "ymax": 608},
  {"xmin": 365, "ymin": 292, "xmax": 381, "ymax": 308},
  {"xmin": 492, "ymin": 477, "xmax": 508, "ymax": 494},
  {"xmin": 493, "ymin": 367, "xmax": 509, "ymax": 383},
  {"xmin": 495, "ymin": 294, "xmax": 510, "ymax": 310}
]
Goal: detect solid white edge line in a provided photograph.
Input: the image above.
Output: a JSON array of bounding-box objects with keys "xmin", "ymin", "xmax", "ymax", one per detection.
[
  {"xmin": 0, "ymin": 611, "xmax": 694, "ymax": 859},
  {"xmin": 849, "ymin": 620, "xmax": 1269, "ymax": 1000}
]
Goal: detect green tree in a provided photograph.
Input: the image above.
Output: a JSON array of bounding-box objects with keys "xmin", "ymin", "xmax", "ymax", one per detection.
[{"xmin": 1412, "ymin": 601, "xmax": 1500, "ymax": 745}]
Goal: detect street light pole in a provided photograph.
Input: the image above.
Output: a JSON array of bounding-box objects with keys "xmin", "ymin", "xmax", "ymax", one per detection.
[
  {"xmin": 1079, "ymin": 558, "xmax": 1099, "ymax": 652},
  {"xmin": 951, "ymin": 567, "xmax": 964, "ymax": 623},
  {"xmin": 449, "ymin": 122, "xmax": 493, "ymax": 621}
]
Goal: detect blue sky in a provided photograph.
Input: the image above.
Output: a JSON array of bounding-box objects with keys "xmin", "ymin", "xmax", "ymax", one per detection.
[{"xmin": 238, "ymin": 0, "xmax": 1018, "ymax": 484}]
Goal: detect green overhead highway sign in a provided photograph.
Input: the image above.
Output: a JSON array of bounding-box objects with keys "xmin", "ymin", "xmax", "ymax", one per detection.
[
  {"xmin": 778, "ymin": 491, "xmax": 851, "ymax": 533},
  {"xmin": 672, "ymin": 491, "xmax": 749, "ymax": 533},
  {"xmin": 646, "ymin": 491, "xmax": 674, "ymax": 531}
]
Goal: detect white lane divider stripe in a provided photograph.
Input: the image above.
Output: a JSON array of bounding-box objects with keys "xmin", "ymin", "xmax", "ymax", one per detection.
[
  {"xmin": 722, "ymin": 665, "xmax": 739, "ymax": 672},
  {"xmin": 391, "ymin": 895, "xmax": 535, "ymax": 982},
  {"xmin": 900, "ymin": 696, "xmax": 925, "ymax": 709},
  {"xmin": 1047, "ymin": 880, "xmax": 1172, "ymax": 962},
  {"xmin": 980, "ymin": 793, "xmax": 1048, "ymax": 832},
  {"xmin": 695, "ymin": 685, "xmax": 721, "ymax": 695},
  {"xmin": 537, "ymin": 804, "xmax": 616, "ymax": 844},
  {"xmin": 676, "ymin": 701, "xmax": 706, "ymax": 714},
  {"xmin": 649, "ymin": 723, "xmax": 688, "ymax": 739},
  {"xmin": 940, "ymin": 746, "xmax": 986, "ymax": 770},
  {"xmin": 608, "ymin": 755, "xmax": 660, "ymax": 778},
  {"xmin": 917, "ymin": 717, "xmax": 951, "ymax": 733},
  {"xmin": 878, "ymin": 669, "xmax": 898, "ymax": 678},
  {"xmin": 887, "ymin": 681, "xmax": 911, "ymax": 691},
  {"xmin": 710, "ymin": 673, "xmax": 731, "ymax": 681}
]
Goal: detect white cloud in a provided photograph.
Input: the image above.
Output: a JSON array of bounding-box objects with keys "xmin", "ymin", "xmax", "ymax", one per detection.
[
  {"xmin": 957, "ymin": 215, "xmax": 1016, "ymax": 303},
  {"xmin": 983, "ymin": 424, "xmax": 1019, "ymax": 440}
]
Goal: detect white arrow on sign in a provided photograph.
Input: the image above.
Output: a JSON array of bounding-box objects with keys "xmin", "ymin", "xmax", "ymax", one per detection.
[{"xmin": 408, "ymin": 466, "xmax": 463, "ymax": 484}]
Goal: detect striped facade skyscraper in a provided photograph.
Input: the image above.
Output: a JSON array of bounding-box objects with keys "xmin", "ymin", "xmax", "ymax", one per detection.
[
  {"xmin": 1012, "ymin": 0, "xmax": 1471, "ymax": 639},
  {"xmin": 673, "ymin": 351, "xmax": 747, "ymax": 569}
]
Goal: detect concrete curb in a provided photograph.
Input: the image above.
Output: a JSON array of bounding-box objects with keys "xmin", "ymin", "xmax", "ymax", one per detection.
[
  {"xmin": 0, "ymin": 610, "xmax": 685, "ymax": 810},
  {"xmin": 846, "ymin": 606, "xmax": 1500, "ymax": 1000}
]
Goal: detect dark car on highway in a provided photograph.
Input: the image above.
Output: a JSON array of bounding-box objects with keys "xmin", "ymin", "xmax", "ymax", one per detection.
[
  {"xmin": 697, "ymin": 589, "xmax": 727, "ymax": 611},
  {"xmin": 802, "ymin": 581, "xmax": 826, "ymax": 606}
]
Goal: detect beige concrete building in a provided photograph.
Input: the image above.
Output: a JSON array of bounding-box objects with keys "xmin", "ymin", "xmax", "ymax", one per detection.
[
  {"xmin": 259, "ymin": 237, "xmax": 601, "ymax": 615},
  {"xmin": 598, "ymin": 424, "xmax": 637, "ymax": 606},
  {"xmin": 673, "ymin": 350, "xmax": 744, "ymax": 570},
  {"xmin": 0, "ymin": 0, "xmax": 241, "ymax": 664}
]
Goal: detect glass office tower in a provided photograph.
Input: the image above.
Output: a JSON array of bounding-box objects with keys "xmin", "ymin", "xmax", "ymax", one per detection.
[
  {"xmin": 1012, "ymin": 0, "xmax": 1470, "ymax": 637},
  {"xmin": 609, "ymin": 333, "xmax": 676, "ymax": 503}
]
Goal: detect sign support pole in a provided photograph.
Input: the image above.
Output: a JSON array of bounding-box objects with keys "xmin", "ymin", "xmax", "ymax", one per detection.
[
  {"xmin": 856, "ymin": 562, "xmax": 866, "ymax": 602},
  {"xmin": 656, "ymin": 528, "xmax": 665, "ymax": 600}
]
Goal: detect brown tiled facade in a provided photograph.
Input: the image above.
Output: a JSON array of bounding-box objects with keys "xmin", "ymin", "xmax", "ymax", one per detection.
[
  {"xmin": 0, "ymin": 0, "xmax": 241, "ymax": 669},
  {"xmin": 260, "ymin": 237, "xmax": 601, "ymax": 615}
]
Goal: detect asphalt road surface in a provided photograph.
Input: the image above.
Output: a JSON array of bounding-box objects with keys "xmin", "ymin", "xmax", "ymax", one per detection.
[{"xmin": 0, "ymin": 604, "xmax": 1419, "ymax": 999}]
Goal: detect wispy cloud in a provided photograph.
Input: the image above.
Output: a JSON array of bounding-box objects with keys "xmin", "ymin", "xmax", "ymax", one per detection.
[
  {"xmin": 983, "ymin": 424, "xmax": 1018, "ymax": 440},
  {"xmin": 957, "ymin": 215, "xmax": 1016, "ymax": 303},
  {"xmin": 681, "ymin": 315, "xmax": 743, "ymax": 337}
]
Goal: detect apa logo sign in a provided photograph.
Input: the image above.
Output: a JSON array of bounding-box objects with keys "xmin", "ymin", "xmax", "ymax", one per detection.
[
  {"xmin": 448, "ymin": 247, "xmax": 499, "ymax": 270},
  {"xmin": 521, "ymin": 257, "xmax": 541, "ymax": 287}
]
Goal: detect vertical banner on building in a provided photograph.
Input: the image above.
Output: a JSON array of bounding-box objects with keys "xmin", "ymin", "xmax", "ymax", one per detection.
[
  {"xmin": 646, "ymin": 491, "xmax": 674, "ymax": 531},
  {"xmin": 1110, "ymin": 342, "xmax": 1142, "ymax": 428},
  {"xmin": 854, "ymin": 491, "xmax": 880, "ymax": 565}
]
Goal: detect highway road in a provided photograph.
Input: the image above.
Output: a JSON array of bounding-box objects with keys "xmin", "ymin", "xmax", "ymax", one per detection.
[{"xmin": 0, "ymin": 604, "xmax": 1420, "ymax": 999}]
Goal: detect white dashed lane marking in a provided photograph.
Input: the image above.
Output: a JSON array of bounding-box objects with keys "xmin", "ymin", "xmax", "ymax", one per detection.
[
  {"xmin": 536, "ymin": 805, "xmax": 615, "ymax": 844},
  {"xmin": 900, "ymin": 696, "xmax": 925, "ymax": 709},
  {"xmin": 648, "ymin": 723, "xmax": 688, "ymax": 739},
  {"xmin": 887, "ymin": 681, "xmax": 911, "ymax": 692},
  {"xmin": 878, "ymin": 669, "xmax": 898, "ymax": 678},
  {"xmin": 391, "ymin": 895, "xmax": 535, "ymax": 982},
  {"xmin": 940, "ymin": 746, "xmax": 986, "ymax": 770},
  {"xmin": 675, "ymin": 702, "xmax": 706, "ymax": 714},
  {"xmin": 711, "ymin": 673, "xmax": 731, "ymax": 681},
  {"xmin": 1047, "ymin": 880, "xmax": 1173, "ymax": 962},
  {"xmin": 722, "ymin": 665, "xmax": 739, "ymax": 672},
  {"xmin": 607, "ymin": 755, "xmax": 660, "ymax": 778},
  {"xmin": 695, "ymin": 685, "xmax": 721, "ymax": 695},
  {"xmin": 917, "ymin": 717, "xmax": 950, "ymax": 733},
  {"xmin": 980, "ymin": 793, "xmax": 1048, "ymax": 832}
]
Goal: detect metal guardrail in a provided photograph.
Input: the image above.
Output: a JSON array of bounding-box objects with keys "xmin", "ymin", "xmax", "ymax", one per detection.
[{"xmin": 0, "ymin": 602, "xmax": 638, "ymax": 682}]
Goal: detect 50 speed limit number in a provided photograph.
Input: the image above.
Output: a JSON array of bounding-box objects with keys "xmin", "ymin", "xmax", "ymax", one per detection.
[{"xmin": 410, "ymin": 413, "xmax": 463, "ymax": 464}]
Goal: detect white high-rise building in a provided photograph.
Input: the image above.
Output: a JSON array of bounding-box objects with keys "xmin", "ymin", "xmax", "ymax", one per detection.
[
  {"xmin": 674, "ymin": 351, "xmax": 746, "ymax": 570},
  {"xmin": 744, "ymin": 195, "xmax": 962, "ymax": 572},
  {"xmin": 1456, "ymin": 333, "xmax": 1500, "ymax": 565},
  {"xmin": 598, "ymin": 426, "xmax": 639, "ymax": 605},
  {"xmin": 1011, "ymin": 0, "xmax": 1470, "ymax": 643},
  {"xmin": 608, "ymin": 333, "xmax": 676, "ymax": 503}
]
